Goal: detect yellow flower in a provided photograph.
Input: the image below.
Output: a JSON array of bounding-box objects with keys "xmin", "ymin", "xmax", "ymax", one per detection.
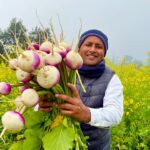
[{"xmin": 50, "ymin": 115, "xmax": 64, "ymax": 129}]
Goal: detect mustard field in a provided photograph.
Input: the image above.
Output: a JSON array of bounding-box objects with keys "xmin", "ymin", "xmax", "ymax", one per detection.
[{"xmin": 0, "ymin": 61, "xmax": 149, "ymax": 150}]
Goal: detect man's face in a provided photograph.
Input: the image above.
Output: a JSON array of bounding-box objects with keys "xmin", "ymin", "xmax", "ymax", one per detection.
[{"xmin": 79, "ymin": 36, "xmax": 105, "ymax": 66}]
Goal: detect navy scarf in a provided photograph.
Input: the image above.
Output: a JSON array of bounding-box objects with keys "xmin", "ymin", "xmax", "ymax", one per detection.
[{"xmin": 78, "ymin": 60, "xmax": 105, "ymax": 78}]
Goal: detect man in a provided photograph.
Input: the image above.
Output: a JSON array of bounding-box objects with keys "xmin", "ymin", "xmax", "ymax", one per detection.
[{"xmin": 40, "ymin": 29, "xmax": 124, "ymax": 150}]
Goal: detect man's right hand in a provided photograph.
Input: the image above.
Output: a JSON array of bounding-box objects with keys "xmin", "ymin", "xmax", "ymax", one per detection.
[{"xmin": 39, "ymin": 100, "xmax": 54, "ymax": 112}]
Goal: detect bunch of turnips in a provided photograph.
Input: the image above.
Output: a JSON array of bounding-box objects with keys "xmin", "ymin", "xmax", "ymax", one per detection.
[{"xmin": 0, "ymin": 23, "xmax": 87, "ymax": 150}]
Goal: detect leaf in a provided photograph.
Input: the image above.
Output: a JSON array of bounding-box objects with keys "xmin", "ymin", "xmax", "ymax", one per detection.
[
  {"xmin": 24, "ymin": 109, "xmax": 45, "ymax": 128},
  {"xmin": 42, "ymin": 123, "xmax": 75, "ymax": 150},
  {"xmin": 22, "ymin": 129, "xmax": 42, "ymax": 150},
  {"xmin": 9, "ymin": 141, "xmax": 23, "ymax": 150}
]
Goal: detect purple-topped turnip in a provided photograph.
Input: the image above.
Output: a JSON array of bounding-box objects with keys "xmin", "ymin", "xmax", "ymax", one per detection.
[
  {"xmin": 17, "ymin": 51, "xmax": 40, "ymax": 73},
  {"xmin": 37, "ymin": 66, "xmax": 60, "ymax": 89},
  {"xmin": 0, "ymin": 82, "xmax": 11, "ymax": 95}
]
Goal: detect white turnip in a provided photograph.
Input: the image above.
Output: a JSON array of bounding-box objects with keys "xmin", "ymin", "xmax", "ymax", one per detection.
[
  {"xmin": 16, "ymin": 69, "xmax": 33, "ymax": 83},
  {"xmin": 0, "ymin": 82, "xmax": 11, "ymax": 95},
  {"xmin": 28, "ymin": 42, "xmax": 40, "ymax": 50},
  {"xmin": 17, "ymin": 51, "xmax": 40, "ymax": 73},
  {"xmin": 40, "ymin": 41, "xmax": 52, "ymax": 54},
  {"xmin": 64, "ymin": 50, "xmax": 83, "ymax": 69},
  {"xmin": 45, "ymin": 47, "xmax": 62, "ymax": 66},
  {"xmin": 21, "ymin": 89, "xmax": 39, "ymax": 107},
  {"xmin": 9, "ymin": 58, "xmax": 18, "ymax": 70},
  {"xmin": 0, "ymin": 111, "xmax": 25, "ymax": 138},
  {"xmin": 37, "ymin": 66, "xmax": 60, "ymax": 89}
]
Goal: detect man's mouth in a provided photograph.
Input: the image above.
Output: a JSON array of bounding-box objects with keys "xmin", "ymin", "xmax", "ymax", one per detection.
[{"xmin": 86, "ymin": 55, "xmax": 97, "ymax": 60}]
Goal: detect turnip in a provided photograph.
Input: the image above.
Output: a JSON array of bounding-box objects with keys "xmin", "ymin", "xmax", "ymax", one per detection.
[
  {"xmin": 0, "ymin": 82, "xmax": 11, "ymax": 95},
  {"xmin": 45, "ymin": 45, "xmax": 62, "ymax": 66},
  {"xmin": 16, "ymin": 69, "xmax": 33, "ymax": 82},
  {"xmin": 37, "ymin": 66, "xmax": 60, "ymax": 89},
  {"xmin": 8, "ymin": 58, "xmax": 18, "ymax": 70},
  {"xmin": 40, "ymin": 41, "xmax": 52, "ymax": 53},
  {"xmin": 64, "ymin": 27, "xmax": 83, "ymax": 69},
  {"xmin": 59, "ymin": 41, "xmax": 71, "ymax": 52},
  {"xmin": 35, "ymin": 51, "xmax": 47, "ymax": 69},
  {"xmin": 21, "ymin": 89, "xmax": 39, "ymax": 107},
  {"xmin": 0, "ymin": 111, "xmax": 25, "ymax": 138},
  {"xmin": 28, "ymin": 42, "xmax": 40, "ymax": 50},
  {"xmin": 64, "ymin": 50, "xmax": 83, "ymax": 69},
  {"xmin": 53, "ymin": 46, "xmax": 67, "ymax": 58},
  {"xmin": 17, "ymin": 51, "xmax": 40, "ymax": 73},
  {"xmin": 19, "ymin": 86, "xmax": 31, "ymax": 93}
]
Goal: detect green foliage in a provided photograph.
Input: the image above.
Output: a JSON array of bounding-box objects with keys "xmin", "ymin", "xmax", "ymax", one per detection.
[
  {"xmin": 9, "ymin": 141, "xmax": 23, "ymax": 150},
  {"xmin": 42, "ymin": 123, "xmax": 75, "ymax": 150}
]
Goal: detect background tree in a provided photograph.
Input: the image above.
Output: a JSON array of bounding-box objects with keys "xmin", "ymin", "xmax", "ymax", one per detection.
[
  {"xmin": 29, "ymin": 26, "xmax": 52, "ymax": 44},
  {"xmin": 1, "ymin": 18, "xmax": 27, "ymax": 49}
]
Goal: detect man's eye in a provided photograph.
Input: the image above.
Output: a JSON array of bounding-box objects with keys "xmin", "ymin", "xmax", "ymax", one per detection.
[
  {"xmin": 96, "ymin": 45, "xmax": 102, "ymax": 49},
  {"xmin": 85, "ymin": 44, "xmax": 91, "ymax": 47},
  {"xmin": 96, "ymin": 46, "xmax": 101, "ymax": 48}
]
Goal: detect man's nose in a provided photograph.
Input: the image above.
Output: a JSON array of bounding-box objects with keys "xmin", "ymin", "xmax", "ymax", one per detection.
[{"xmin": 89, "ymin": 45, "xmax": 96, "ymax": 51}]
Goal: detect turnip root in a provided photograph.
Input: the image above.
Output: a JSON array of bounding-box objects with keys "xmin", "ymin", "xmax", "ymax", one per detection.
[
  {"xmin": 59, "ymin": 41, "xmax": 71, "ymax": 52},
  {"xmin": 19, "ymin": 86, "xmax": 31, "ymax": 93},
  {"xmin": 28, "ymin": 43, "xmax": 40, "ymax": 50},
  {"xmin": 21, "ymin": 89, "xmax": 39, "ymax": 107},
  {"xmin": 0, "ymin": 82, "xmax": 11, "ymax": 95},
  {"xmin": 37, "ymin": 66, "xmax": 60, "ymax": 89},
  {"xmin": 40, "ymin": 41, "xmax": 52, "ymax": 53},
  {"xmin": 35, "ymin": 51, "xmax": 47, "ymax": 69},
  {"xmin": 45, "ymin": 46, "xmax": 62, "ymax": 66},
  {"xmin": 64, "ymin": 26, "xmax": 83, "ymax": 69},
  {"xmin": 17, "ymin": 51, "xmax": 40, "ymax": 73},
  {"xmin": 9, "ymin": 58, "xmax": 18, "ymax": 70},
  {"xmin": 0, "ymin": 111, "xmax": 25, "ymax": 138},
  {"xmin": 64, "ymin": 51, "xmax": 83, "ymax": 69},
  {"xmin": 16, "ymin": 69, "xmax": 33, "ymax": 82}
]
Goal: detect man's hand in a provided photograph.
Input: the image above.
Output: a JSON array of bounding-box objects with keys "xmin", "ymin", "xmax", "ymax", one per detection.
[
  {"xmin": 56, "ymin": 83, "xmax": 91, "ymax": 123},
  {"xmin": 39, "ymin": 100, "xmax": 54, "ymax": 112}
]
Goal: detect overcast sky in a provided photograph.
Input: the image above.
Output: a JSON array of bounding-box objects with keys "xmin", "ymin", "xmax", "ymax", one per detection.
[{"xmin": 0, "ymin": 0, "xmax": 150, "ymax": 64}]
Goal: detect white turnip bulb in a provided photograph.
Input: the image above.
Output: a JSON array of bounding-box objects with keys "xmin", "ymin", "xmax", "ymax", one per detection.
[
  {"xmin": 0, "ymin": 82, "xmax": 11, "ymax": 95},
  {"xmin": 21, "ymin": 89, "xmax": 39, "ymax": 107},
  {"xmin": 37, "ymin": 66, "xmax": 60, "ymax": 89},
  {"xmin": 17, "ymin": 51, "xmax": 40, "ymax": 73}
]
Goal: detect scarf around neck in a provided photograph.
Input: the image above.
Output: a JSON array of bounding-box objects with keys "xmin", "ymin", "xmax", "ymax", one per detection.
[{"xmin": 78, "ymin": 60, "xmax": 105, "ymax": 78}]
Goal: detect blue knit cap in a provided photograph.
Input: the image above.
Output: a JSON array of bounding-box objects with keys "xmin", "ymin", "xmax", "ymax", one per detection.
[{"xmin": 78, "ymin": 29, "xmax": 108, "ymax": 55}]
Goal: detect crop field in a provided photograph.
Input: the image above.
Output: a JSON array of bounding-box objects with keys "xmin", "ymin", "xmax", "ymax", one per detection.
[{"xmin": 0, "ymin": 61, "xmax": 150, "ymax": 150}]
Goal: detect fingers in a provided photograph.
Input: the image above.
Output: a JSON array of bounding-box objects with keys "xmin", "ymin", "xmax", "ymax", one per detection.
[
  {"xmin": 67, "ymin": 83, "xmax": 80, "ymax": 98},
  {"xmin": 55, "ymin": 83, "xmax": 80, "ymax": 103},
  {"xmin": 59, "ymin": 110, "xmax": 73, "ymax": 116},
  {"xmin": 39, "ymin": 100, "xmax": 54, "ymax": 112},
  {"xmin": 55, "ymin": 94, "xmax": 75, "ymax": 104},
  {"xmin": 39, "ymin": 107, "xmax": 52, "ymax": 112},
  {"xmin": 58, "ymin": 103, "xmax": 75, "ymax": 110},
  {"xmin": 39, "ymin": 101, "xmax": 53, "ymax": 107}
]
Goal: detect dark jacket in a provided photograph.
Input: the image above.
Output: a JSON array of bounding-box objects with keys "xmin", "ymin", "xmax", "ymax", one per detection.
[{"xmin": 76, "ymin": 66, "xmax": 114, "ymax": 150}]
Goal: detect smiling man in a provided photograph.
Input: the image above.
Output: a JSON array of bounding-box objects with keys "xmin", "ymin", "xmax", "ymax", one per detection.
[{"xmin": 39, "ymin": 29, "xmax": 124, "ymax": 150}]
